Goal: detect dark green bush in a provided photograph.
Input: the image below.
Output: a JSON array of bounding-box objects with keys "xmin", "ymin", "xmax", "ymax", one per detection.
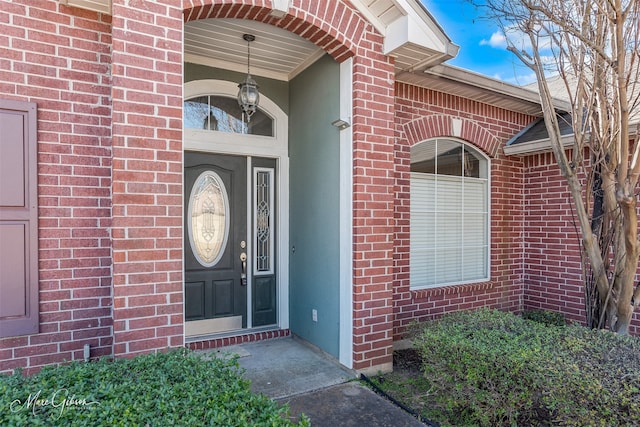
[
  {"xmin": 0, "ymin": 349, "xmax": 309, "ymax": 426},
  {"xmin": 522, "ymin": 309, "xmax": 566, "ymax": 326},
  {"xmin": 413, "ymin": 309, "xmax": 640, "ymax": 426}
]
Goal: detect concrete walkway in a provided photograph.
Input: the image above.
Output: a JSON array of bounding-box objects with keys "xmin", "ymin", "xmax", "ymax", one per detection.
[{"xmin": 198, "ymin": 336, "xmax": 426, "ymax": 426}]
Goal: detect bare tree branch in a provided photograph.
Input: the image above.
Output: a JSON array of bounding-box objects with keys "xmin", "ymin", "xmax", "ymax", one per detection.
[{"xmin": 479, "ymin": 0, "xmax": 640, "ymax": 333}]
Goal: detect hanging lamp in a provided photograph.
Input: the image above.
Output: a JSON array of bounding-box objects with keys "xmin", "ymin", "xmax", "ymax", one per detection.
[{"xmin": 237, "ymin": 34, "xmax": 260, "ymax": 123}]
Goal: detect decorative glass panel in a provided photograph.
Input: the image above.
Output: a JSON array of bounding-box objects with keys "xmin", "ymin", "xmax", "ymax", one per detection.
[
  {"xmin": 188, "ymin": 171, "xmax": 229, "ymax": 267},
  {"xmin": 254, "ymin": 168, "xmax": 274, "ymax": 274},
  {"xmin": 184, "ymin": 95, "xmax": 274, "ymax": 136}
]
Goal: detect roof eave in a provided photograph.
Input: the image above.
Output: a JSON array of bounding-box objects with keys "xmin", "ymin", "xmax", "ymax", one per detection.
[
  {"xmin": 503, "ymin": 134, "xmax": 575, "ymax": 156},
  {"xmin": 396, "ymin": 63, "xmax": 570, "ymax": 117},
  {"xmin": 426, "ymin": 64, "xmax": 572, "ymax": 112},
  {"xmin": 351, "ymin": 0, "xmax": 459, "ymax": 72},
  {"xmin": 504, "ymin": 116, "xmax": 639, "ymax": 156}
]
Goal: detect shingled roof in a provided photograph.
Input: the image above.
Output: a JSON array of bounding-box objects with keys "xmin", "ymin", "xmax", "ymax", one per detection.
[{"xmin": 507, "ymin": 111, "xmax": 574, "ymax": 145}]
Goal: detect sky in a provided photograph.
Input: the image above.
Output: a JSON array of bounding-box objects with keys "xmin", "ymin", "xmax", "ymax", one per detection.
[{"xmin": 420, "ymin": 0, "xmax": 538, "ymax": 85}]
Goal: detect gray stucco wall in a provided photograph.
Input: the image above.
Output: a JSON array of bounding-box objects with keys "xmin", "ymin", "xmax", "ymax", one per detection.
[{"xmin": 288, "ymin": 54, "xmax": 341, "ymax": 358}]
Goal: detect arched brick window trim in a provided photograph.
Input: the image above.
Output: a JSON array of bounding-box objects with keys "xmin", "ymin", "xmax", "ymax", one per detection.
[
  {"xmin": 402, "ymin": 115, "xmax": 500, "ymax": 157},
  {"xmin": 183, "ymin": 0, "xmax": 368, "ymax": 63}
]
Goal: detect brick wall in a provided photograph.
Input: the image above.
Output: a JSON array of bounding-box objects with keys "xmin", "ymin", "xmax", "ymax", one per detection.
[
  {"xmin": 392, "ymin": 83, "xmax": 534, "ymax": 339},
  {"xmin": 0, "ymin": 0, "xmax": 112, "ymax": 375},
  {"xmin": 522, "ymin": 152, "xmax": 640, "ymax": 334},
  {"xmin": 110, "ymin": 0, "xmax": 184, "ymax": 358},
  {"xmin": 0, "ymin": 0, "xmax": 398, "ymax": 375},
  {"xmin": 521, "ymin": 152, "xmax": 586, "ymax": 322},
  {"xmin": 1, "ymin": 0, "xmax": 562, "ymax": 375},
  {"xmin": 350, "ymin": 36, "xmax": 396, "ymax": 373}
]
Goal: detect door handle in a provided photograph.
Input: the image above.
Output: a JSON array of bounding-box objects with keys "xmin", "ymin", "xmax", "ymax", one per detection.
[{"xmin": 240, "ymin": 252, "xmax": 247, "ymax": 286}]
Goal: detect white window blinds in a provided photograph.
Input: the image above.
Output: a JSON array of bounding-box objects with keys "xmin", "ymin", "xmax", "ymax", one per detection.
[{"xmin": 410, "ymin": 139, "xmax": 489, "ymax": 289}]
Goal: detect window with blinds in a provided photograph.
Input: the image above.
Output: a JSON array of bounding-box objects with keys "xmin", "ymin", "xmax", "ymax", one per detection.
[{"xmin": 410, "ymin": 139, "xmax": 489, "ymax": 289}]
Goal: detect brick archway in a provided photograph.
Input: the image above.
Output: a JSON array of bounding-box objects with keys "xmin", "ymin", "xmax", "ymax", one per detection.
[
  {"xmin": 402, "ymin": 114, "xmax": 501, "ymax": 157},
  {"xmin": 175, "ymin": 0, "xmax": 398, "ymax": 373},
  {"xmin": 183, "ymin": 0, "xmax": 368, "ymax": 63}
]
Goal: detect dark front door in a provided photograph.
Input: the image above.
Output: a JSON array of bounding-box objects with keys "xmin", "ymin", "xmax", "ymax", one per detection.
[{"xmin": 184, "ymin": 152, "xmax": 247, "ymax": 335}]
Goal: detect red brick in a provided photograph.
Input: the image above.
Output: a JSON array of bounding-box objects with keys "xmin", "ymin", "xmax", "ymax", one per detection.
[{"xmin": 2, "ymin": 0, "xmax": 616, "ymax": 376}]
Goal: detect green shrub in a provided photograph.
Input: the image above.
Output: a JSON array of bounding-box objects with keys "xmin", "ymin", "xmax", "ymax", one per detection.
[
  {"xmin": 521, "ymin": 309, "xmax": 566, "ymax": 327},
  {"xmin": 413, "ymin": 309, "xmax": 640, "ymax": 426},
  {"xmin": 0, "ymin": 349, "xmax": 309, "ymax": 427}
]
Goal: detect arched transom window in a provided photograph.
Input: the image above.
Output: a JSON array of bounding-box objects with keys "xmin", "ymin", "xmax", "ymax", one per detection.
[
  {"xmin": 410, "ymin": 138, "xmax": 490, "ymax": 289},
  {"xmin": 184, "ymin": 95, "xmax": 274, "ymax": 137}
]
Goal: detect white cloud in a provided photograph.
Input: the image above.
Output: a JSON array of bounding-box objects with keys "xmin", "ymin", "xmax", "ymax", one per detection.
[{"xmin": 480, "ymin": 31, "xmax": 507, "ymax": 48}]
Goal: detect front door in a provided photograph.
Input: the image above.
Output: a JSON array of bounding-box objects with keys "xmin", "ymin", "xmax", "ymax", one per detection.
[
  {"xmin": 184, "ymin": 152, "xmax": 247, "ymax": 335},
  {"xmin": 184, "ymin": 152, "xmax": 278, "ymax": 336}
]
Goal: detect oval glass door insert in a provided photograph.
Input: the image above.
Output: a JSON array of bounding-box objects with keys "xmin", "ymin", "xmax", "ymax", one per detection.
[{"xmin": 188, "ymin": 170, "xmax": 230, "ymax": 267}]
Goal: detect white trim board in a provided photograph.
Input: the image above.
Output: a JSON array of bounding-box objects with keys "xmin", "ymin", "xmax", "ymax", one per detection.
[{"xmin": 338, "ymin": 59, "xmax": 354, "ymax": 369}]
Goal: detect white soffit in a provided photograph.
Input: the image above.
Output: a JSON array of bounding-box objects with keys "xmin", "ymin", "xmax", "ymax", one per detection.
[
  {"xmin": 397, "ymin": 64, "xmax": 574, "ymax": 116},
  {"xmin": 350, "ymin": 0, "xmax": 459, "ymax": 72},
  {"xmin": 184, "ymin": 19, "xmax": 325, "ymax": 81},
  {"xmin": 60, "ymin": 0, "xmax": 111, "ymax": 14}
]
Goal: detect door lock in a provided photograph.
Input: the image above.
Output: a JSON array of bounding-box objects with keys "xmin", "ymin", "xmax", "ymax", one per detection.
[{"xmin": 240, "ymin": 252, "xmax": 247, "ymax": 286}]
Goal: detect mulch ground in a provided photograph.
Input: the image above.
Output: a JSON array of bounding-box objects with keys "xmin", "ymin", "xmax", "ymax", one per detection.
[{"xmin": 393, "ymin": 348, "xmax": 422, "ymax": 374}]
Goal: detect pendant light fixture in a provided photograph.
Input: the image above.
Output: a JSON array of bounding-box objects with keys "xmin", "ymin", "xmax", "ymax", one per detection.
[{"xmin": 237, "ymin": 34, "xmax": 260, "ymax": 123}]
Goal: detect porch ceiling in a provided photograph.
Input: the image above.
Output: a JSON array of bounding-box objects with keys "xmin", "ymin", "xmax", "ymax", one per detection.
[
  {"xmin": 184, "ymin": 19, "xmax": 325, "ymax": 82},
  {"xmin": 184, "ymin": 1, "xmax": 459, "ymax": 81}
]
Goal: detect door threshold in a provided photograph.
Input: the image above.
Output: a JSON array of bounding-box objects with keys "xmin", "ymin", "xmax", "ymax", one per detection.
[
  {"xmin": 185, "ymin": 327, "xmax": 289, "ymax": 351},
  {"xmin": 185, "ymin": 316, "xmax": 243, "ymax": 338}
]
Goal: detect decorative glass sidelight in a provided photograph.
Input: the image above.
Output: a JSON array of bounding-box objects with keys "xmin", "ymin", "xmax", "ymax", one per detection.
[
  {"xmin": 254, "ymin": 168, "xmax": 274, "ymax": 274},
  {"xmin": 188, "ymin": 170, "xmax": 230, "ymax": 267}
]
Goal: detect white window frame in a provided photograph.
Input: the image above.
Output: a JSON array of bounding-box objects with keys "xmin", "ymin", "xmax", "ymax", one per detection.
[
  {"xmin": 410, "ymin": 138, "xmax": 491, "ymax": 290},
  {"xmin": 184, "ymin": 80, "xmax": 288, "ymax": 158}
]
